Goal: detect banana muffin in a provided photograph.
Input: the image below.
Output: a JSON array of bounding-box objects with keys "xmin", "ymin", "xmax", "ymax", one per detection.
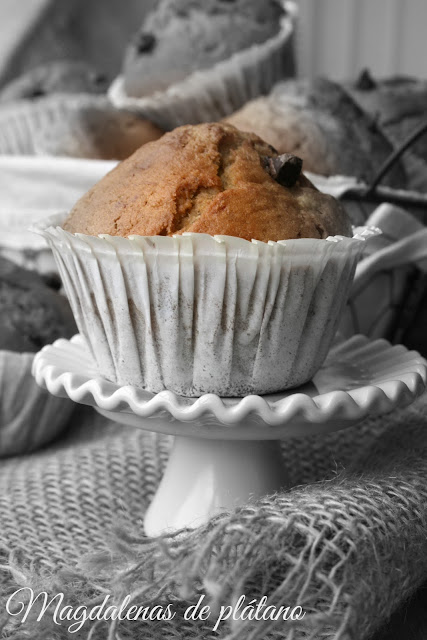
[
  {"xmin": 0, "ymin": 94, "xmax": 164, "ymax": 160},
  {"xmin": 123, "ymin": 0, "xmax": 286, "ymax": 97},
  {"xmin": 225, "ymin": 77, "xmax": 407, "ymax": 187},
  {"xmin": 347, "ymin": 70, "xmax": 427, "ymax": 191},
  {"xmin": 0, "ymin": 257, "xmax": 77, "ymax": 456},
  {"xmin": 0, "ymin": 256, "xmax": 77, "ymax": 353},
  {"xmin": 31, "ymin": 95, "xmax": 164, "ymax": 160},
  {"xmin": 0, "ymin": 61, "xmax": 108, "ymax": 102},
  {"xmin": 35, "ymin": 123, "xmax": 373, "ymax": 397},
  {"xmin": 63, "ymin": 122, "xmax": 352, "ymax": 241}
]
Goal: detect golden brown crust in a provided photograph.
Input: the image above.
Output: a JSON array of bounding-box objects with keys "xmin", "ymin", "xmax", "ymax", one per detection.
[{"xmin": 63, "ymin": 122, "xmax": 352, "ymax": 241}]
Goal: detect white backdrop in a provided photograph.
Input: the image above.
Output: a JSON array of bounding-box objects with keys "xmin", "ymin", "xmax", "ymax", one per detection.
[{"xmin": 296, "ymin": 0, "xmax": 427, "ymax": 81}]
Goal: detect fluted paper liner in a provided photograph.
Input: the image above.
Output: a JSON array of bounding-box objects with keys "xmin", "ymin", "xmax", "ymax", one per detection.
[
  {"xmin": 0, "ymin": 94, "xmax": 111, "ymax": 155},
  {"xmin": 34, "ymin": 213, "xmax": 377, "ymax": 397},
  {"xmin": 108, "ymin": 2, "xmax": 296, "ymax": 130},
  {"xmin": 0, "ymin": 350, "xmax": 74, "ymax": 456}
]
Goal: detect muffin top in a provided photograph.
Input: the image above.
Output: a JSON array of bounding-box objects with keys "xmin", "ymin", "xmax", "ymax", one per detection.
[
  {"xmin": 123, "ymin": 0, "xmax": 284, "ymax": 97},
  {"xmin": 63, "ymin": 122, "xmax": 352, "ymax": 242},
  {"xmin": 0, "ymin": 61, "xmax": 108, "ymax": 102},
  {"xmin": 226, "ymin": 77, "xmax": 407, "ymax": 186},
  {"xmin": 348, "ymin": 71, "xmax": 427, "ymax": 170},
  {"xmin": 0, "ymin": 257, "xmax": 77, "ymax": 353}
]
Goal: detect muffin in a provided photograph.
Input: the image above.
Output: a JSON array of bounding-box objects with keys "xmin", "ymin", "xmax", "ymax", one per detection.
[
  {"xmin": 31, "ymin": 97, "xmax": 164, "ymax": 160},
  {"xmin": 348, "ymin": 70, "xmax": 427, "ymax": 157},
  {"xmin": 0, "ymin": 257, "xmax": 77, "ymax": 456},
  {"xmin": 0, "ymin": 61, "xmax": 108, "ymax": 102},
  {"xmin": 123, "ymin": 0, "xmax": 286, "ymax": 97},
  {"xmin": 225, "ymin": 77, "xmax": 407, "ymax": 187},
  {"xmin": 64, "ymin": 122, "xmax": 352, "ymax": 240},
  {"xmin": 109, "ymin": 0, "xmax": 295, "ymax": 129},
  {"xmin": 0, "ymin": 94, "xmax": 164, "ymax": 160},
  {"xmin": 347, "ymin": 70, "xmax": 427, "ymax": 191},
  {"xmin": 0, "ymin": 256, "xmax": 77, "ymax": 351},
  {"xmin": 36, "ymin": 123, "xmax": 375, "ymax": 397}
]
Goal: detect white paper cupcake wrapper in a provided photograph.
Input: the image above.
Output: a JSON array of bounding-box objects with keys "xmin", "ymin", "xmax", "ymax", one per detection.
[
  {"xmin": 0, "ymin": 94, "xmax": 110, "ymax": 155},
  {"xmin": 0, "ymin": 350, "xmax": 74, "ymax": 456},
  {"xmin": 108, "ymin": 3, "xmax": 296, "ymax": 130},
  {"xmin": 34, "ymin": 213, "xmax": 378, "ymax": 397}
]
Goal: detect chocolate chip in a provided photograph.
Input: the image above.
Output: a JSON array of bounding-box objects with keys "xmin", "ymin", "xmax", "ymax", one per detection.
[
  {"xmin": 135, "ymin": 32, "xmax": 157, "ymax": 54},
  {"xmin": 28, "ymin": 87, "xmax": 46, "ymax": 99},
  {"xmin": 262, "ymin": 153, "xmax": 303, "ymax": 188},
  {"xmin": 92, "ymin": 72, "xmax": 108, "ymax": 86},
  {"xmin": 356, "ymin": 68, "xmax": 376, "ymax": 91}
]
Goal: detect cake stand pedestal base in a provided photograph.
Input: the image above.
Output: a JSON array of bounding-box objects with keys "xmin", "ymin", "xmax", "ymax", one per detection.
[
  {"xmin": 144, "ymin": 436, "xmax": 289, "ymax": 537},
  {"xmin": 33, "ymin": 334, "xmax": 427, "ymax": 538}
]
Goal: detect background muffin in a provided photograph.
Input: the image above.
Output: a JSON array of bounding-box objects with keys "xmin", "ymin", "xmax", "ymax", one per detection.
[
  {"xmin": 123, "ymin": 0, "xmax": 285, "ymax": 97},
  {"xmin": 225, "ymin": 77, "xmax": 407, "ymax": 188},
  {"xmin": 64, "ymin": 122, "xmax": 351, "ymax": 241},
  {"xmin": 0, "ymin": 256, "xmax": 77, "ymax": 352},
  {"xmin": 31, "ymin": 96, "xmax": 164, "ymax": 160},
  {"xmin": 0, "ymin": 94, "xmax": 164, "ymax": 160},
  {"xmin": 348, "ymin": 70, "xmax": 427, "ymax": 159},
  {"xmin": 347, "ymin": 70, "xmax": 427, "ymax": 191},
  {"xmin": 109, "ymin": 0, "xmax": 295, "ymax": 130},
  {"xmin": 0, "ymin": 60, "xmax": 109, "ymax": 102},
  {"xmin": 0, "ymin": 256, "xmax": 77, "ymax": 457}
]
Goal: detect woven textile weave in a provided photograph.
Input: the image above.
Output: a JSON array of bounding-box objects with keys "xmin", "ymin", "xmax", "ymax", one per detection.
[{"xmin": 0, "ymin": 391, "xmax": 426, "ymax": 640}]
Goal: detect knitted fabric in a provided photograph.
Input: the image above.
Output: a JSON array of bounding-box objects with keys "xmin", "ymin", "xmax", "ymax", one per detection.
[{"xmin": 0, "ymin": 392, "xmax": 426, "ymax": 640}]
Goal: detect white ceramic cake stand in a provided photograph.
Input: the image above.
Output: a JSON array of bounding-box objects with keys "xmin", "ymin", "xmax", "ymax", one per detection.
[{"xmin": 33, "ymin": 334, "xmax": 427, "ymax": 537}]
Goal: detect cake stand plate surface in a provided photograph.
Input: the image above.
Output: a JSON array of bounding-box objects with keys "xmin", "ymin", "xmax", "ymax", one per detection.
[{"xmin": 33, "ymin": 335, "xmax": 427, "ymax": 536}]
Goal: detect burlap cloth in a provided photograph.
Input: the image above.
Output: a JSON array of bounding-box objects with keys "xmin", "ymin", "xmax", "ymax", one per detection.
[
  {"xmin": 1, "ymin": 172, "xmax": 427, "ymax": 639},
  {"xmin": 0, "ymin": 389, "xmax": 426, "ymax": 640}
]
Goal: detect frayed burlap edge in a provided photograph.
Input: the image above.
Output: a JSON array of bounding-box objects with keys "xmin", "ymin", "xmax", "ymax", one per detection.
[{"xmin": 0, "ymin": 399, "xmax": 427, "ymax": 640}]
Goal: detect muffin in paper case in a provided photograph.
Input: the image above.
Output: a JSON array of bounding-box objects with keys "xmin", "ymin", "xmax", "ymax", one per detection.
[
  {"xmin": 0, "ymin": 95, "xmax": 89, "ymax": 156},
  {"xmin": 0, "ymin": 350, "xmax": 74, "ymax": 456},
  {"xmin": 0, "ymin": 94, "xmax": 163, "ymax": 159},
  {"xmin": 108, "ymin": 3, "xmax": 296, "ymax": 130},
  {"xmin": 34, "ymin": 213, "xmax": 377, "ymax": 397}
]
